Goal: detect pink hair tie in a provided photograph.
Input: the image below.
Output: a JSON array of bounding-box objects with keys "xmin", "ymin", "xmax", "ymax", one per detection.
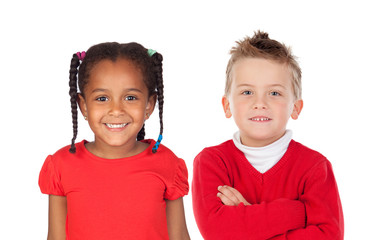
[{"xmin": 76, "ymin": 51, "xmax": 86, "ymax": 61}]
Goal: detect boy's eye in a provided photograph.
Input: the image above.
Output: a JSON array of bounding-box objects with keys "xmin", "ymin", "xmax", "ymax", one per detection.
[
  {"xmin": 125, "ymin": 96, "xmax": 136, "ymax": 101},
  {"xmin": 96, "ymin": 96, "xmax": 108, "ymax": 101},
  {"xmin": 270, "ymin": 91, "xmax": 280, "ymax": 96},
  {"xmin": 242, "ymin": 90, "xmax": 252, "ymax": 95}
]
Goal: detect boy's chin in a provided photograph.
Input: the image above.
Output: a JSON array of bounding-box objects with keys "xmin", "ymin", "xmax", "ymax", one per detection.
[{"xmin": 240, "ymin": 133, "xmax": 284, "ymax": 147}]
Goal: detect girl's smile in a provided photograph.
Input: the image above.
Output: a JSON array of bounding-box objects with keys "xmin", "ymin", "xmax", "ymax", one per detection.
[{"xmin": 104, "ymin": 123, "xmax": 129, "ymax": 130}]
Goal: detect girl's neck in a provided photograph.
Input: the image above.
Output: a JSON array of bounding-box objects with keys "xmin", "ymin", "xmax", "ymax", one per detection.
[{"xmin": 85, "ymin": 140, "xmax": 149, "ymax": 159}]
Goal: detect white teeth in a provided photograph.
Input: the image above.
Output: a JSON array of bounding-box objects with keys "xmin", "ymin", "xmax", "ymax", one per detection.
[
  {"xmin": 251, "ymin": 118, "xmax": 270, "ymax": 121},
  {"xmin": 106, "ymin": 123, "xmax": 128, "ymax": 128}
]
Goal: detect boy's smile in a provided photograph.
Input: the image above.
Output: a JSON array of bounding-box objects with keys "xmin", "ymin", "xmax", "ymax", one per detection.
[
  {"xmin": 249, "ymin": 116, "xmax": 271, "ymax": 122},
  {"xmin": 222, "ymin": 58, "xmax": 303, "ymax": 147},
  {"xmin": 78, "ymin": 58, "xmax": 155, "ymax": 158}
]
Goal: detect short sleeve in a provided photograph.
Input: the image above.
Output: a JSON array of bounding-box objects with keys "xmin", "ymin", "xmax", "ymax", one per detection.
[
  {"xmin": 164, "ymin": 158, "xmax": 189, "ymax": 200},
  {"xmin": 38, "ymin": 155, "xmax": 65, "ymax": 196}
]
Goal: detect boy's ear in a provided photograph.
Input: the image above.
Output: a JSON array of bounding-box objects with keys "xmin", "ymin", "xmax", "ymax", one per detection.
[
  {"xmin": 291, "ymin": 99, "xmax": 303, "ymax": 120},
  {"xmin": 77, "ymin": 94, "xmax": 88, "ymax": 118},
  {"xmin": 222, "ymin": 95, "xmax": 232, "ymax": 118},
  {"xmin": 145, "ymin": 94, "xmax": 157, "ymax": 120}
]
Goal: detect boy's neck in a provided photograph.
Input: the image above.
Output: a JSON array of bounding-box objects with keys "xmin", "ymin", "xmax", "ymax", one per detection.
[
  {"xmin": 233, "ymin": 130, "xmax": 293, "ymax": 173},
  {"xmin": 239, "ymin": 130, "xmax": 288, "ymax": 148}
]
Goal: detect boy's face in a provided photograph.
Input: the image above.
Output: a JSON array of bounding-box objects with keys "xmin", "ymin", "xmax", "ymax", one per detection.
[{"xmin": 222, "ymin": 58, "xmax": 303, "ymax": 147}]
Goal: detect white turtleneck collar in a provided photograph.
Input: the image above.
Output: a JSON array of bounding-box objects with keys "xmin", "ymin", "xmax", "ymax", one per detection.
[{"xmin": 232, "ymin": 130, "xmax": 293, "ymax": 174}]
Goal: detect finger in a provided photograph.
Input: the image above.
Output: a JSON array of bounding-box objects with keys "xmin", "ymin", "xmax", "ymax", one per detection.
[
  {"xmin": 217, "ymin": 186, "xmax": 240, "ymax": 204},
  {"xmin": 220, "ymin": 186, "xmax": 251, "ymax": 206},
  {"xmin": 226, "ymin": 187, "xmax": 251, "ymax": 206},
  {"xmin": 217, "ymin": 192, "xmax": 238, "ymax": 206},
  {"xmin": 227, "ymin": 187, "xmax": 244, "ymax": 201}
]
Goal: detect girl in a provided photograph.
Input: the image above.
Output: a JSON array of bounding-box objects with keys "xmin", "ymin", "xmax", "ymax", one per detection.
[{"xmin": 39, "ymin": 42, "xmax": 190, "ymax": 240}]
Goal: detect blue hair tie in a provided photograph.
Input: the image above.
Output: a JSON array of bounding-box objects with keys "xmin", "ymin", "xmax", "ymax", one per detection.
[
  {"xmin": 152, "ymin": 134, "xmax": 163, "ymax": 153},
  {"xmin": 157, "ymin": 135, "xmax": 163, "ymax": 141}
]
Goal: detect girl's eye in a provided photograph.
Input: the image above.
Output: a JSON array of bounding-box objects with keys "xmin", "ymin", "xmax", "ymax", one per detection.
[
  {"xmin": 96, "ymin": 96, "xmax": 108, "ymax": 101},
  {"xmin": 270, "ymin": 91, "xmax": 280, "ymax": 96},
  {"xmin": 125, "ymin": 96, "xmax": 136, "ymax": 101},
  {"xmin": 242, "ymin": 90, "xmax": 252, "ymax": 95}
]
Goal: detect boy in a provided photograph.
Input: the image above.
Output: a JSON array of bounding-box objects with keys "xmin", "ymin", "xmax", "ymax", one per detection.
[{"xmin": 192, "ymin": 31, "xmax": 344, "ymax": 239}]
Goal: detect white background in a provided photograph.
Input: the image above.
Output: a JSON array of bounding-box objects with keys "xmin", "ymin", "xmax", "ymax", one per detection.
[{"xmin": 1, "ymin": 1, "xmax": 386, "ymax": 239}]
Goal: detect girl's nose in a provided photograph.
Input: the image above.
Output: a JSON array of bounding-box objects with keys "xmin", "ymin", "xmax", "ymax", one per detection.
[{"xmin": 109, "ymin": 100, "xmax": 124, "ymax": 117}]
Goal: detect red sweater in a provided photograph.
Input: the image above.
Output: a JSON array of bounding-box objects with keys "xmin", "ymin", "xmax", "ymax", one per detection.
[{"xmin": 192, "ymin": 140, "xmax": 343, "ymax": 240}]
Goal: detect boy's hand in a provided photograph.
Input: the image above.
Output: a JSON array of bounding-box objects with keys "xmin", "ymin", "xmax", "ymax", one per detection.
[{"xmin": 217, "ymin": 185, "xmax": 251, "ymax": 206}]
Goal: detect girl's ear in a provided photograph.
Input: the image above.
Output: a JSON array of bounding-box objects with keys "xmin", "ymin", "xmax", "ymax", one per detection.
[
  {"xmin": 222, "ymin": 95, "xmax": 232, "ymax": 118},
  {"xmin": 77, "ymin": 94, "xmax": 88, "ymax": 119},
  {"xmin": 291, "ymin": 99, "xmax": 303, "ymax": 120},
  {"xmin": 145, "ymin": 94, "xmax": 157, "ymax": 120}
]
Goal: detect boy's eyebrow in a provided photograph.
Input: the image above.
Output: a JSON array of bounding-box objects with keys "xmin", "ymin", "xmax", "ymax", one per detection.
[
  {"xmin": 235, "ymin": 83, "xmax": 286, "ymax": 88},
  {"xmin": 236, "ymin": 83, "xmax": 255, "ymax": 88},
  {"xmin": 268, "ymin": 84, "xmax": 286, "ymax": 89}
]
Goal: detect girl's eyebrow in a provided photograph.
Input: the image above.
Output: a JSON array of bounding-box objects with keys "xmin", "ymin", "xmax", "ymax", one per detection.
[
  {"xmin": 124, "ymin": 88, "xmax": 144, "ymax": 93},
  {"xmin": 91, "ymin": 88, "xmax": 144, "ymax": 93},
  {"xmin": 91, "ymin": 88, "xmax": 108, "ymax": 93}
]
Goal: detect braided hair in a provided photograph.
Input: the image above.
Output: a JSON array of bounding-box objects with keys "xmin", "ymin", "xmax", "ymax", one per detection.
[{"xmin": 68, "ymin": 42, "xmax": 164, "ymax": 153}]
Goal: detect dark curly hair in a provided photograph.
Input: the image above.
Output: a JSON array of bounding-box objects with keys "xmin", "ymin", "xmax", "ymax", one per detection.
[{"xmin": 68, "ymin": 42, "xmax": 164, "ymax": 153}]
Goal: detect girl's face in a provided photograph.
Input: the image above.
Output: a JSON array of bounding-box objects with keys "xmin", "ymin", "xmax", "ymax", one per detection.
[{"xmin": 78, "ymin": 58, "xmax": 155, "ymax": 156}]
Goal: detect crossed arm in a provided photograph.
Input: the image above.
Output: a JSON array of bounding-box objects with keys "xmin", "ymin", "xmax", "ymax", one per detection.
[
  {"xmin": 192, "ymin": 151, "xmax": 344, "ymax": 240},
  {"xmin": 192, "ymin": 154, "xmax": 306, "ymax": 239},
  {"xmin": 217, "ymin": 185, "xmax": 251, "ymax": 206}
]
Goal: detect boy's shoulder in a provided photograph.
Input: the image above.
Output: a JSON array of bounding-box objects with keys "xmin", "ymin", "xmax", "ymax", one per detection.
[
  {"xmin": 199, "ymin": 139, "xmax": 236, "ymax": 154},
  {"xmin": 194, "ymin": 139, "xmax": 240, "ymax": 163},
  {"xmin": 291, "ymin": 140, "xmax": 325, "ymax": 156},
  {"xmin": 289, "ymin": 140, "xmax": 330, "ymax": 169}
]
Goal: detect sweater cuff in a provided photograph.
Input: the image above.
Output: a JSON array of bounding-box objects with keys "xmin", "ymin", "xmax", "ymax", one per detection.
[{"xmin": 291, "ymin": 200, "xmax": 306, "ymax": 229}]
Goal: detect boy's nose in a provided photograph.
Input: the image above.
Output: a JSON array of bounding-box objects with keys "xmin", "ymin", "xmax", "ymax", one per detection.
[{"xmin": 253, "ymin": 95, "xmax": 267, "ymax": 110}]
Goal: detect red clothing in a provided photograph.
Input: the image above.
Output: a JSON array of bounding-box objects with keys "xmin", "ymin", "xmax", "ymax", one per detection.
[
  {"xmin": 39, "ymin": 140, "xmax": 189, "ymax": 240},
  {"xmin": 192, "ymin": 140, "xmax": 344, "ymax": 240}
]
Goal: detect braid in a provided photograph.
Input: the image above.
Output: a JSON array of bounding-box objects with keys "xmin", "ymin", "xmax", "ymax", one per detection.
[
  {"xmin": 69, "ymin": 54, "xmax": 81, "ymax": 153},
  {"xmin": 137, "ymin": 124, "xmax": 145, "ymax": 141},
  {"xmin": 151, "ymin": 52, "xmax": 164, "ymax": 153}
]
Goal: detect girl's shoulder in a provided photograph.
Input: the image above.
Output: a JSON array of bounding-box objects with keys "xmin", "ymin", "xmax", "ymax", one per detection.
[
  {"xmin": 51, "ymin": 140, "xmax": 86, "ymax": 157},
  {"xmin": 45, "ymin": 141, "xmax": 87, "ymax": 167},
  {"xmin": 144, "ymin": 139, "xmax": 181, "ymax": 162}
]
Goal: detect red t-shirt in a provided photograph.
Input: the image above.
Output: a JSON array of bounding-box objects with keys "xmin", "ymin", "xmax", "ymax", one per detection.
[
  {"xmin": 192, "ymin": 140, "xmax": 344, "ymax": 240},
  {"xmin": 39, "ymin": 140, "xmax": 189, "ymax": 240}
]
